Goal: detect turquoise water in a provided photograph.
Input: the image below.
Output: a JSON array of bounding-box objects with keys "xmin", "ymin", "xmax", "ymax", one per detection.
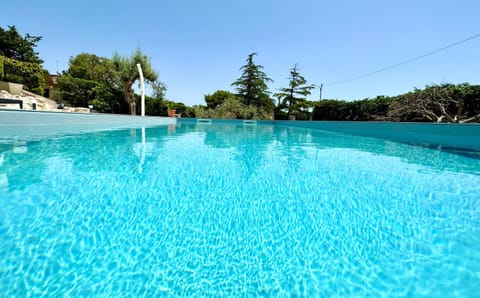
[{"xmin": 0, "ymin": 122, "xmax": 479, "ymax": 296}]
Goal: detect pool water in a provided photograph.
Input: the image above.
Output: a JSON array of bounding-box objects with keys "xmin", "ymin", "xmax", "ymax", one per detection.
[{"xmin": 1, "ymin": 122, "xmax": 479, "ymax": 296}]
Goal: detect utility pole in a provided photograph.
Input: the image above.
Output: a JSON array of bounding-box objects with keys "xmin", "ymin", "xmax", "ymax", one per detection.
[{"xmin": 313, "ymin": 83, "xmax": 323, "ymax": 101}]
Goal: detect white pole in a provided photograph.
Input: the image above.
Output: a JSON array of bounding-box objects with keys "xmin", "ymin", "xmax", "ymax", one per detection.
[{"xmin": 136, "ymin": 63, "xmax": 145, "ymax": 117}]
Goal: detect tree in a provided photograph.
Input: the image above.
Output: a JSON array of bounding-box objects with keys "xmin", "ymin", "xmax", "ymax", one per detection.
[
  {"xmin": 58, "ymin": 76, "xmax": 97, "ymax": 108},
  {"xmin": 151, "ymin": 80, "xmax": 167, "ymax": 100},
  {"xmin": 198, "ymin": 87, "xmax": 274, "ymax": 119},
  {"xmin": 274, "ymin": 64, "xmax": 315, "ymax": 117},
  {"xmin": 112, "ymin": 49, "xmax": 158, "ymax": 115},
  {"xmin": 66, "ymin": 53, "xmax": 118, "ymax": 86},
  {"xmin": 388, "ymin": 84, "xmax": 480, "ymax": 123},
  {"xmin": 0, "ymin": 25, "xmax": 43, "ymax": 64},
  {"xmin": 231, "ymin": 53, "xmax": 274, "ymax": 110},
  {"xmin": 204, "ymin": 90, "xmax": 236, "ymax": 109},
  {"xmin": 58, "ymin": 53, "xmax": 126, "ymax": 112},
  {"xmin": 196, "ymin": 96, "xmax": 267, "ymax": 119}
]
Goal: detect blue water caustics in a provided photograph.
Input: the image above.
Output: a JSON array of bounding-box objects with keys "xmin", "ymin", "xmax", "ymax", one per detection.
[{"xmin": 0, "ymin": 123, "xmax": 479, "ymax": 296}]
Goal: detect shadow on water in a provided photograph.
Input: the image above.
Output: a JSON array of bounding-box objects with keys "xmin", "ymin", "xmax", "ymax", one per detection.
[{"xmin": 399, "ymin": 142, "xmax": 480, "ymax": 160}]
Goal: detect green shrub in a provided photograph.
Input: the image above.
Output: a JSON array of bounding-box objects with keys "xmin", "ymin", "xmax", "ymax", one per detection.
[
  {"xmin": 1, "ymin": 55, "xmax": 45, "ymax": 95},
  {"xmin": 195, "ymin": 97, "xmax": 272, "ymax": 119}
]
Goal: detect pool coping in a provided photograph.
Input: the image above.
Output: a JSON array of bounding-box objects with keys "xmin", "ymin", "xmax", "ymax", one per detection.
[{"xmin": 0, "ymin": 109, "xmax": 176, "ymax": 139}]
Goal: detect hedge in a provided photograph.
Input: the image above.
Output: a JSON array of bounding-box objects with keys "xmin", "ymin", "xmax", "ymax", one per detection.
[{"xmin": 0, "ymin": 55, "xmax": 45, "ymax": 95}]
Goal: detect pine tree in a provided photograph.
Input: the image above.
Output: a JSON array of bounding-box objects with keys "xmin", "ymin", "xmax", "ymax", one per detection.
[
  {"xmin": 231, "ymin": 53, "xmax": 274, "ymax": 110},
  {"xmin": 274, "ymin": 64, "xmax": 315, "ymax": 115}
]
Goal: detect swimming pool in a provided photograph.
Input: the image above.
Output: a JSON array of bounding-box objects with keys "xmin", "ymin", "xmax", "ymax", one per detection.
[{"xmin": 1, "ymin": 121, "xmax": 479, "ymax": 296}]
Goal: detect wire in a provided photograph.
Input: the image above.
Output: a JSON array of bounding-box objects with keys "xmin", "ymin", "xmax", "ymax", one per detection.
[{"xmin": 326, "ymin": 33, "xmax": 480, "ymax": 86}]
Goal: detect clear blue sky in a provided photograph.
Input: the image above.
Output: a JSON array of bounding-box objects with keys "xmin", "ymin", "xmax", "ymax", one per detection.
[{"xmin": 2, "ymin": 0, "xmax": 479, "ymax": 106}]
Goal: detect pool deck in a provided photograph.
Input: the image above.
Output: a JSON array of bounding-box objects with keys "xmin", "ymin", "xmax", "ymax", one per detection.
[{"xmin": 0, "ymin": 109, "xmax": 176, "ymax": 139}]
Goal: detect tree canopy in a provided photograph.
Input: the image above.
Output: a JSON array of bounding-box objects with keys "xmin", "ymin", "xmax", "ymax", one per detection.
[
  {"xmin": 112, "ymin": 49, "xmax": 158, "ymax": 115},
  {"xmin": 58, "ymin": 53, "xmax": 125, "ymax": 112},
  {"xmin": 195, "ymin": 91, "xmax": 271, "ymax": 120},
  {"xmin": 274, "ymin": 64, "xmax": 315, "ymax": 117},
  {"xmin": 387, "ymin": 83, "xmax": 480, "ymax": 123},
  {"xmin": 0, "ymin": 25, "xmax": 43, "ymax": 64},
  {"xmin": 204, "ymin": 90, "xmax": 236, "ymax": 109},
  {"xmin": 57, "ymin": 51, "xmax": 181, "ymax": 116},
  {"xmin": 66, "ymin": 53, "xmax": 118, "ymax": 85},
  {"xmin": 231, "ymin": 53, "xmax": 274, "ymax": 111}
]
